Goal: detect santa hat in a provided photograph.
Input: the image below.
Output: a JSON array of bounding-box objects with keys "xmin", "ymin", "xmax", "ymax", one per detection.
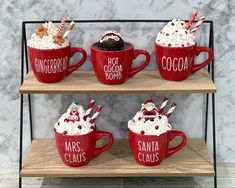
[{"xmin": 144, "ymin": 99, "xmax": 154, "ymax": 104}]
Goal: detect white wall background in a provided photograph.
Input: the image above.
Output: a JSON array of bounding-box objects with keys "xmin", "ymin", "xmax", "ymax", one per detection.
[{"xmin": 0, "ymin": 0, "xmax": 234, "ymax": 168}]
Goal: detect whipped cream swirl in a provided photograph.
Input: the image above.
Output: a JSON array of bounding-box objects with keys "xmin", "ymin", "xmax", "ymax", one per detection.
[
  {"xmin": 156, "ymin": 19, "xmax": 196, "ymax": 47},
  {"xmin": 128, "ymin": 108, "xmax": 172, "ymax": 136},
  {"xmin": 54, "ymin": 103, "xmax": 95, "ymax": 136},
  {"xmin": 28, "ymin": 22, "xmax": 69, "ymax": 49}
]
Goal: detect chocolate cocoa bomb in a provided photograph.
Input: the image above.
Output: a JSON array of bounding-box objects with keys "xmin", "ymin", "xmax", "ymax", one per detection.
[{"xmin": 98, "ymin": 31, "xmax": 124, "ymax": 50}]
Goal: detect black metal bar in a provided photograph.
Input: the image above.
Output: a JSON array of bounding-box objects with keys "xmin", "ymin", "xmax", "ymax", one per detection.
[
  {"xmin": 28, "ymin": 95, "xmax": 33, "ymax": 142},
  {"xmin": 22, "ymin": 19, "xmax": 215, "ymax": 188},
  {"xmin": 212, "ymin": 93, "xmax": 217, "ymax": 188},
  {"xmin": 19, "ymin": 22, "xmax": 25, "ymax": 188},
  {"xmin": 23, "ymin": 26, "xmax": 33, "ymax": 142},
  {"xmin": 205, "ymin": 21, "xmax": 213, "ymax": 142},
  {"xmin": 24, "ymin": 27, "xmax": 28, "ymax": 73},
  {"xmin": 19, "ymin": 97, "xmax": 23, "ymax": 188},
  {"xmin": 211, "ymin": 22, "xmax": 215, "ymax": 82},
  {"xmin": 23, "ymin": 19, "xmax": 213, "ymax": 24},
  {"xmin": 210, "ymin": 21, "xmax": 217, "ymax": 188},
  {"xmin": 204, "ymin": 93, "xmax": 209, "ymax": 142},
  {"xmin": 212, "ymin": 102, "xmax": 217, "ymax": 188},
  {"xmin": 208, "ymin": 19, "xmax": 212, "ymax": 75}
]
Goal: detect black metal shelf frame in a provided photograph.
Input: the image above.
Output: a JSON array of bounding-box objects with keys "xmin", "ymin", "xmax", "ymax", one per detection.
[{"xmin": 20, "ymin": 20, "xmax": 216, "ymax": 188}]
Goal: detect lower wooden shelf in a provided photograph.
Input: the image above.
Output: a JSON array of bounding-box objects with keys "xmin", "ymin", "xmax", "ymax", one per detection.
[{"xmin": 20, "ymin": 139, "xmax": 214, "ymax": 177}]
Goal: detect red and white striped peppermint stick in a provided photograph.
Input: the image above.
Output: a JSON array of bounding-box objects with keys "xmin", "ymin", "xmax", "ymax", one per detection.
[
  {"xmin": 84, "ymin": 99, "xmax": 96, "ymax": 120},
  {"xmin": 185, "ymin": 12, "xmax": 198, "ymax": 30},
  {"xmin": 89, "ymin": 105, "xmax": 102, "ymax": 123},
  {"xmin": 57, "ymin": 17, "xmax": 66, "ymax": 32},
  {"xmin": 159, "ymin": 97, "xmax": 169, "ymax": 115},
  {"xmin": 166, "ymin": 102, "xmax": 177, "ymax": 118},
  {"xmin": 190, "ymin": 16, "xmax": 205, "ymax": 33}
]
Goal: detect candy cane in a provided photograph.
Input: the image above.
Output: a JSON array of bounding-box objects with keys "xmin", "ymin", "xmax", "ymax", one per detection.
[
  {"xmin": 84, "ymin": 99, "xmax": 96, "ymax": 120},
  {"xmin": 166, "ymin": 102, "xmax": 177, "ymax": 118},
  {"xmin": 185, "ymin": 12, "xmax": 198, "ymax": 30},
  {"xmin": 89, "ymin": 106, "xmax": 102, "ymax": 123},
  {"xmin": 63, "ymin": 21, "xmax": 75, "ymax": 38},
  {"xmin": 57, "ymin": 17, "xmax": 66, "ymax": 32},
  {"xmin": 159, "ymin": 97, "xmax": 169, "ymax": 115},
  {"xmin": 190, "ymin": 16, "xmax": 205, "ymax": 33}
]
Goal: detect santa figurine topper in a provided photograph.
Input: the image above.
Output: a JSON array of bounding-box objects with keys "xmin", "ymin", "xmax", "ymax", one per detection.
[{"xmin": 141, "ymin": 99, "xmax": 159, "ymax": 121}]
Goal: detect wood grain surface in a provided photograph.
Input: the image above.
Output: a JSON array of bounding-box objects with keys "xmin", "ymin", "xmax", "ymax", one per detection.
[
  {"xmin": 20, "ymin": 139, "xmax": 214, "ymax": 177},
  {"xmin": 19, "ymin": 70, "xmax": 216, "ymax": 94}
]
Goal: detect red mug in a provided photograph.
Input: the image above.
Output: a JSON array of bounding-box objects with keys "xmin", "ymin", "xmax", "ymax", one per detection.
[
  {"xmin": 54, "ymin": 128, "xmax": 114, "ymax": 167},
  {"xmin": 155, "ymin": 44, "xmax": 213, "ymax": 81},
  {"xmin": 91, "ymin": 42, "xmax": 151, "ymax": 85},
  {"xmin": 128, "ymin": 129, "xmax": 186, "ymax": 166},
  {"xmin": 28, "ymin": 44, "xmax": 87, "ymax": 83}
]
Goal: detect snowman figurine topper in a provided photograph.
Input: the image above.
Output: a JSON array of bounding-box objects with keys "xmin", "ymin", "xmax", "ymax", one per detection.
[{"xmin": 141, "ymin": 99, "xmax": 159, "ymax": 121}]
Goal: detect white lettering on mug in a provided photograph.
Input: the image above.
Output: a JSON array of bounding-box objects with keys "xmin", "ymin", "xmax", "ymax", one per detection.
[
  {"xmin": 64, "ymin": 141, "xmax": 86, "ymax": 163},
  {"xmin": 104, "ymin": 57, "xmax": 123, "ymax": 80},
  {"xmin": 34, "ymin": 57, "xmax": 68, "ymax": 74},
  {"xmin": 161, "ymin": 56, "xmax": 189, "ymax": 72},
  {"xmin": 65, "ymin": 141, "xmax": 81, "ymax": 152},
  {"xmin": 64, "ymin": 152, "xmax": 86, "ymax": 163},
  {"xmin": 137, "ymin": 141, "xmax": 160, "ymax": 163}
]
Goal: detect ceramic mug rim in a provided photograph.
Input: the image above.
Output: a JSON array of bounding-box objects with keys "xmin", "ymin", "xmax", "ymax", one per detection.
[
  {"xmin": 27, "ymin": 43, "xmax": 71, "ymax": 51},
  {"xmin": 54, "ymin": 126, "xmax": 96, "ymax": 137},
  {"xmin": 91, "ymin": 42, "xmax": 134, "ymax": 52},
  {"xmin": 155, "ymin": 42, "xmax": 196, "ymax": 49},
  {"xmin": 128, "ymin": 128, "xmax": 170, "ymax": 138}
]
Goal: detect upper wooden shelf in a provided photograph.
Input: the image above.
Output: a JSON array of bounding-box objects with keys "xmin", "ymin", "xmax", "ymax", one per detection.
[
  {"xmin": 20, "ymin": 138, "xmax": 214, "ymax": 177},
  {"xmin": 20, "ymin": 70, "xmax": 216, "ymax": 94}
]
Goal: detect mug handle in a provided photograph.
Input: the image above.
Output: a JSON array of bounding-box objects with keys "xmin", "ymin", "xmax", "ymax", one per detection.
[
  {"xmin": 93, "ymin": 131, "xmax": 114, "ymax": 158},
  {"xmin": 191, "ymin": 46, "xmax": 213, "ymax": 74},
  {"xmin": 166, "ymin": 130, "xmax": 187, "ymax": 157},
  {"xmin": 65, "ymin": 47, "xmax": 87, "ymax": 76},
  {"xmin": 128, "ymin": 49, "xmax": 151, "ymax": 77}
]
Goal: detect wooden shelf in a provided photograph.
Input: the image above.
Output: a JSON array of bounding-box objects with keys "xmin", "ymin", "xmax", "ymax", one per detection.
[
  {"xmin": 19, "ymin": 70, "xmax": 216, "ymax": 94},
  {"xmin": 20, "ymin": 139, "xmax": 214, "ymax": 177}
]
